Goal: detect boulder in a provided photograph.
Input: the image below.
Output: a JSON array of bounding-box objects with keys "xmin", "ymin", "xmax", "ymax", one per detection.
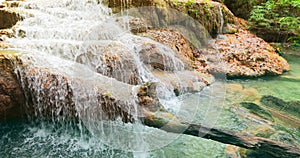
[
  {"xmin": 0, "ymin": 51, "xmax": 25, "ymax": 120},
  {"xmin": 202, "ymin": 28, "xmax": 290, "ymax": 78},
  {"xmin": 0, "ymin": 51, "xmax": 139, "ymax": 122},
  {"xmin": 76, "ymin": 41, "xmax": 141, "ymax": 85},
  {"xmin": 75, "ymin": 33, "xmax": 213, "ymax": 93},
  {"xmin": 141, "ymin": 29, "xmax": 208, "ymax": 72},
  {"xmin": 261, "ymin": 95, "xmax": 300, "ymax": 119},
  {"xmin": 0, "ymin": 49, "xmax": 212, "ymax": 121},
  {"xmin": 140, "ymin": 29, "xmax": 215, "ymax": 94}
]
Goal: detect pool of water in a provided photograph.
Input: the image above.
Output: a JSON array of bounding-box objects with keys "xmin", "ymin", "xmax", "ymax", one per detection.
[
  {"xmin": 233, "ymin": 54, "xmax": 300, "ymax": 101},
  {"xmin": 0, "ymin": 119, "xmax": 229, "ymax": 158},
  {"xmin": 0, "ymin": 55, "xmax": 299, "ymax": 157}
]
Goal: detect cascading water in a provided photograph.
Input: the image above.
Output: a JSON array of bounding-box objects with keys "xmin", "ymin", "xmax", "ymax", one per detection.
[
  {"xmin": 218, "ymin": 5, "xmax": 224, "ymax": 34},
  {"xmin": 1, "ymin": 0, "xmax": 229, "ymax": 157}
]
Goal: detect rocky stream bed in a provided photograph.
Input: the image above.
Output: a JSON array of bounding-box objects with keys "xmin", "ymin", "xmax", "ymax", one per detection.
[{"xmin": 0, "ymin": 0, "xmax": 299, "ymax": 157}]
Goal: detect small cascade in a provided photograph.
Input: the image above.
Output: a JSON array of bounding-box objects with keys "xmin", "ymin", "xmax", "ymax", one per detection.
[
  {"xmin": 2, "ymin": 1, "xmax": 300, "ymax": 157},
  {"xmin": 1, "ymin": 0, "xmax": 229, "ymax": 156},
  {"xmin": 5, "ymin": 0, "xmax": 190, "ymax": 155},
  {"xmin": 9, "ymin": 0, "xmax": 186, "ymax": 85},
  {"xmin": 218, "ymin": 5, "xmax": 224, "ymax": 34}
]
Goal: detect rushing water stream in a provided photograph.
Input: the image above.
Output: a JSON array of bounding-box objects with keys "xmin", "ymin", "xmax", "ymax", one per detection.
[
  {"xmin": 2, "ymin": 0, "xmax": 226, "ymax": 157},
  {"xmin": 1, "ymin": 0, "xmax": 299, "ymax": 157}
]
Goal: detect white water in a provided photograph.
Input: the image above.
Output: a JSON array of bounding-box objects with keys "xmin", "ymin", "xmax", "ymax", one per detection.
[
  {"xmin": 5, "ymin": 0, "xmax": 193, "ymax": 154},
  {"xmin": 218, "ymin": 5, "xmax": 224, "ymax": 34},
  {"xmin": 4, "ymin": 0, "xmax": 227, "ymax": 156}
]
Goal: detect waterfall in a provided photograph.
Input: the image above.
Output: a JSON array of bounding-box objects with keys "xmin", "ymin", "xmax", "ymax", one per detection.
[
  {"xmin": 218, "ymin": 5, "xmax": 224, "ymax": 34},
  {"xmin": 2, "ymin": 0, "xmax": 228, "ymax": 156},
  {"xmin": 5, "ymin": 0, "xmax": 190, "ymax": 154}
]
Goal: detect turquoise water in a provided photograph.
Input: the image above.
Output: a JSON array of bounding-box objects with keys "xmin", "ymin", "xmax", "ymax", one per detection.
[
  {"xmin": 236, "ymin": 55, "xmax": 300, "ymax": 101},
  {"xmin": 0, "ymin": 55, "xmax": 299, "ymax": 157},
  {"xmin": 226, "ymin": 54, "xmax": 300, "ymax": 147},
  {"xmin": 0, "ymin": 119, "xmax": 228, "ymax": 158}
]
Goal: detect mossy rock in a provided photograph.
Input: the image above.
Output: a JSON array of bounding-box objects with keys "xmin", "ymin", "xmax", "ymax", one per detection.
[
  {"xmin": 261, "ymin": 95, "xmax": 300, "ymax": 119},
  {"xmin": 240, "ymin": 102, "xmax": 274, "ymax": 122},
  {"xmin": 105, "ymin": 0, "xmax": 236, "ymax": 37}
]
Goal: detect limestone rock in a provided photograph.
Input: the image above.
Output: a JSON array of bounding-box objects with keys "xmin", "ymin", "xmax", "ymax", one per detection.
[
  {"xmin": 202, "ymin": 29, "xmax": 290, "ymax": 78},
  {"xmin": 0, "ymin": 52, "xmax": 299, "ymax": 158},
  {"xmin": 106, "ymin": 0, "xmax": 236, "ymax": 37},
  {"xmin": 153, "ymin": 70, "xmax": 214, "ymax": 95},
  {"xmin": 0, "ymin": 51, "xmax": 25, "ymax": 120},
  {"xmin": 0, "ymin": 1, "xmax": 25, "ymax": 48},
  {"xmin": 140, "ymin": 29, "xmax": 214, "ymax": 93},
  {"xmin": 0, "ymin": 51, "xmax": 137, "ymax": 122},
  {"xmin": 141, "ymin": 29, "xmax": 208, "ymax": 72}
]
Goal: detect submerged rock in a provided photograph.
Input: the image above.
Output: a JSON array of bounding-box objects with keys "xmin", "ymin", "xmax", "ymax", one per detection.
[
  {"xmin": 226, "ymin": 83, "xmax": 261, "ymax": 103},
  {"xmin": 261, "ymin": 95, "xmax": 300, "ymax": 120},
  {"xmin": 240, "ymin": 102, "xmax": 274, "ymax": 122}
]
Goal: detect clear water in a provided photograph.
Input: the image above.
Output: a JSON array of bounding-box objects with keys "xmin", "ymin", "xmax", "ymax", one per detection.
[
  {"xmin": 0, "ymin": 81, "xmax": 229, "ymax": 157},
  {"xmin": 237, "ymin": 55, "xmax": 300, "ymax": 101},
  {"xmin": 0, "ymin": 119, "xmax": 229, "ymax": 158},
  {"xmin": 2, "ymin": 68, "xmax": 299, "ymax": 157},
  {"xmin": 1, "ymin": 0, "xmax": 299, "ymax": 157},
  {"xmin": 2, "ymin": 0, "xmax": 228, "ymax": 157},
  {"xmin": 226, "ymin": 54, "xmax": 300, "ymax": 146}
]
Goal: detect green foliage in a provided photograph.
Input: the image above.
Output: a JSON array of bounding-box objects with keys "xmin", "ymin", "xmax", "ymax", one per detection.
[
  {"xmin": 172, "ymin": 0, "xmax": 201, "ymax": 18},
  {"xmin": 288, "ymin": 35, "xmax": 300, "ymax": 49},
  {"xmin": 249, "ymin": 0, "xmax": 300, "ymax": 32}
]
